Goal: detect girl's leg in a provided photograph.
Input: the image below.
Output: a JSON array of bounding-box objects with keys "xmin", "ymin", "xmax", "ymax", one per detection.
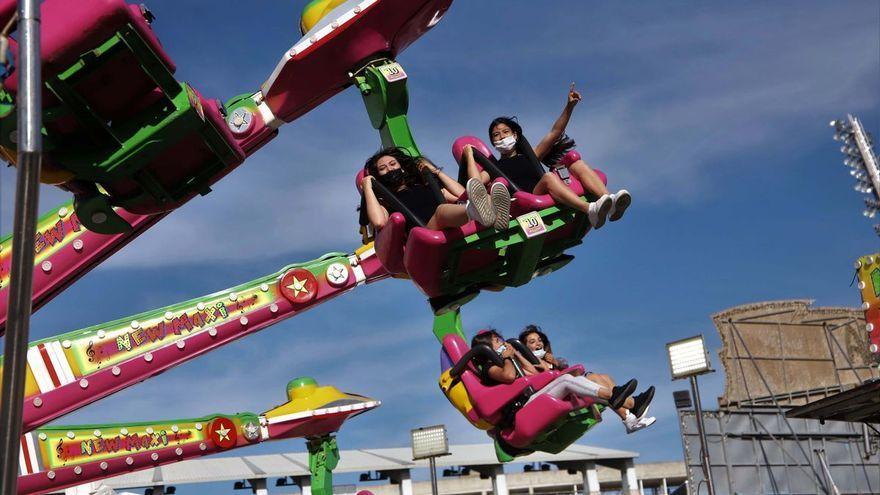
[
  {"xmin": 427, "ymin": 204, "xmax": 468, "ymax": 229},
  {"xmin": 535, "ymin": 173, "xmax": 612, "ymax": 228},
  {"xmin": 587, "ymin": 373, "xmax": 630, "ymax": 420},
  {"xmin": 525, "ymin": 374, "xmax": 608, "ymax": 406},
  {"xmin": 567, "ymin": 160, "xmax": 609, "ymax": 197},
  {"xmin": 534, "ymin": 173, "xmax": 589, "ymax": 213}
]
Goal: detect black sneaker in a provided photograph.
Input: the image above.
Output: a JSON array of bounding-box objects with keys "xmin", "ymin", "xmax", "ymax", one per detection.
[
  {"xmin": 609, "ymin": 379, "xmax": 637, "ymax": 410},
  {"xmin": 630, "ymin": 386, "xmax": 655, "ymax": 419}
]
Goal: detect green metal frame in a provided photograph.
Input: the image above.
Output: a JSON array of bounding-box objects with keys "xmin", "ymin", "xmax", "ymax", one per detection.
[
  {"xmin": 307, "ymin": 435, "xmax": 340, "ymax": 495},
  {"xmin": 0, "ymin": 23, "xmax": 240, "ymax": 216},
  {"xmin": 355, "ymin": 59, "xmax": 420, "ymax": 157}
]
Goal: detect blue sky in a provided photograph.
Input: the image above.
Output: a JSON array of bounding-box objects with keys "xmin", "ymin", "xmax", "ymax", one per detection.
[{"xmin": 1, "ymin": 1, "xmax": 879, "ymax": 493}]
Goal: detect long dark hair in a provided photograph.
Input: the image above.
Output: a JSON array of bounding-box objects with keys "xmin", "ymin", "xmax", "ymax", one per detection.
[
  {"xmin": 541, "ymin": 134, "xmax": 576, "ymax": 167},
  {"xmin": 488, "ymin": 116, "xmax": 528, "ymax": 157},
  {"xmin": 518, "ymin": 324, "xmax": 552, "ymax": 354},
  {"xmin": 364, "ymin": 147, "xmax": 425, "ymax": 188}
]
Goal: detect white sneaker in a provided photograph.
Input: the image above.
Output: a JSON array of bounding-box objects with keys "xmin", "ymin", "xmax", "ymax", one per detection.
[
  {"xmin": 623, "ymin": 409, "xmax": 656, "ymax": 434},
  {"xmin": 587, "ymin": 195, "xmax": 612, "ymax": 229},
  {"xmin": 465, "ymin": 178, "xmax": 496, "ymax": 228},
  {"xmin": 490, "ymin": 182, "xmax": 511, "ymax": 230},
  {"xmin": 609, "ymin": 189, "xmax": 631, "ymax": 222}
]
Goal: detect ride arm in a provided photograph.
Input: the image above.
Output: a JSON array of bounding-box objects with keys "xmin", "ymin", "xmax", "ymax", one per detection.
[
  {"xmin": 308, "ymin": 435, "xmax": 340, "ymax": 495},
  {"xmin": 534, "ymin": 87, "xmax": 579, "ymax": 160}
]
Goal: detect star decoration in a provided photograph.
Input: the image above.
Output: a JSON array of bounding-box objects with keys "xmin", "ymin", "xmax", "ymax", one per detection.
[
  {"xmin": 287, "ymin": 276, "xmax": 309, "ymax": 297},
  {"xmin": 215, "ymin": 425, "xmax": 231, "ymax": 442}
]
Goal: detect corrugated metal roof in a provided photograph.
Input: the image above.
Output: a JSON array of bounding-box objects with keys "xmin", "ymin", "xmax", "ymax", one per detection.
[{"xmin": 99, "ymin": 443, "xmax": 637, "ymax": 489}]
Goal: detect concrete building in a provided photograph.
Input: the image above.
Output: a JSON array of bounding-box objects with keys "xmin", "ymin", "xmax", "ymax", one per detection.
[{"xmin": 73, "ymin": 444, "xmax": 685, "ymax": 495}]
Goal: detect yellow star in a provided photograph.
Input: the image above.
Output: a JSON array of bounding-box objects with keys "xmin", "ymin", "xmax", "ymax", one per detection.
[
  {"xmin": 216, "ymin": 424, "xmax": 231, "ymax": 442},
  {"xmin": 286, "ymin": 276, "xmax": 310, "ymax": 297}
]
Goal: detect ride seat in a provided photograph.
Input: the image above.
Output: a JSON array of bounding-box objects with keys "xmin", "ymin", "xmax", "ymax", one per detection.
[
  {"xmin": 451, "ymin": 136, "xmax": 607, "ymax": 215},
  {"xmin": 438, "ymin": 334, "xmax": 595, "ymax": 449},
  {"xmin": 3, "ymin": 0, "xmax": 176, "ymax": 112}
]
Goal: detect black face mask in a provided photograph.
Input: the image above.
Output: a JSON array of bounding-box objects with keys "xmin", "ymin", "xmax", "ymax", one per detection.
[{"xmin": 377, "ymin": 168, "xmax": 406, "ymax": 189}]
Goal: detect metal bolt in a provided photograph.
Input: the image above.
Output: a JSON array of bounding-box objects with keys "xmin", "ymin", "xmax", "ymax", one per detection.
[
  {"xmin": 208, "ymin": 328, "xmax": 217, "ymax": 337},
  {"xmin": 33, "ymin": 397, "xmax": 42, "ymax": 408},
  {"xmin": 240, "ymin": 316, "xmax": 248, "ymax": 326},
  {"xmin": 197, "ymin": 302, "xmax": 205, "ymax": 311},
  {"xmin": 41, "ymin": 261, "xmax": 52, "ymax": 273},
  {"xmin": 176, "ymin": 447, "xmax": 183, "ymax": 456},
  {"xmin": 74, "ymin": 466, "xmax": 82, "ymax": 475},
  {"xmin": 176, "ymin": 340, "xmax": 185, "ymax": 349},
  {"xmin": 112, "ymin": 366, "xmax": 121, "ymax": 376},
  {"xmin": 260, "ymin": 283, "xmax": 269, "ymax": 292},
  {"xmin": 270, "ymin": 304, "xmax": 279, "ymax": 314},
  {"xmin": 47, "ymin": 471, "xmax": 55, "ymax": 480},
  {"xmin": 58, "ymin": 207, "xmax": 68, "ymax": 217},
  {"xmin": 97, "ymin": 330, "xmax": 105, "ymax": 339},
  {"xmin": 144, "ymin": 352, "xmax": 153, "ymax": 362},
  {"xmin": 73, "ymin": 239, "xmax": 84, "ymax": 251},
  {"xmin": 125, "ymin": 457, "xmax": 134, "ymax": 465},
  {"xmin": 151, "ymin": 453, "xmax": 159, "ymax": 461},
  {"xmin": 100, "ymin": 462, "xmax": 108, "ymax": 470}
]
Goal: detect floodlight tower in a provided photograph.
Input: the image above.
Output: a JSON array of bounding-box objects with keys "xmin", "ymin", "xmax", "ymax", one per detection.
[{"xmin": 831, "ymin": 115, "xmax": 880, "ymax": 235}]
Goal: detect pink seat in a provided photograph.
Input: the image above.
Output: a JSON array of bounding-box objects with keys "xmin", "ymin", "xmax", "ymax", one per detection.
[
  {"xmin": 100, "ymin": 88, "xmax": 246, "ymax": 214},
  {"xmin": 441, "ymin": 334, "xmax": 596, "ymax": 446}
]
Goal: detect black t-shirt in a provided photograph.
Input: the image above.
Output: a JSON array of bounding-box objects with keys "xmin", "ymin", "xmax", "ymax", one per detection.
[
  {"xmin": 389, "ymin": 183, "xmax": 440, "ymax": 227},
  {"xmin": 496, "ymin": 154, "xmax": 542, "ymax": 193}
]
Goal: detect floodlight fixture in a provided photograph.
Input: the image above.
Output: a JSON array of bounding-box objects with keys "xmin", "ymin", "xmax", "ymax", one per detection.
[
  {"xmin": 411, "ymin": 424, "xmax": 450, "ymax": 495},
  {"xmin": 666, "ymin": 335, "xmax": 712, "ymax": 380},
  {"xmin": 410, "ymin": 424, "xmax": 449, "ymax": 460}
]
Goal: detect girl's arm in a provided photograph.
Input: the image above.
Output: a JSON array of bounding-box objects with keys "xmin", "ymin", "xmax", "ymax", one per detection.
[
  {"xmin": 362, "ymin": 177, "xmax": 390, "ymax": 229},
  {"xmin": 515, "ymin": 351, "xmax": 540, "ymax": 375},
  {"xmin": 464, "ymin": 145, "xmax": 491, "ymax": 184},
  {"xmin": 420, "ymin": 158, "xmax": 464, "ymax": 200},
  {"xmin": 487, "ymin": 360, "xmax": 518, "ymax": 384},
  {"xmin": 534, "ymin": 83, "xmax": 581, "ymax": 159}
]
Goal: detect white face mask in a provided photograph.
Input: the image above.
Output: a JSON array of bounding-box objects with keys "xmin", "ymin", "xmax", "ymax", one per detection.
[
  {"xmin": 495, "ymin": 344, "xmax": 508, "ymax": 355},
  {"xmin": 532, "ymin": 348, "xmax": 546, "ymax": 359},
  {"xmin": 493, "ymin": 135, "xmax": 517, "ymax": 153}
]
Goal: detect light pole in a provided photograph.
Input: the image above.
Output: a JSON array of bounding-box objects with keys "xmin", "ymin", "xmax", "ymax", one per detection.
[
  {"xmin": 667, "ymin": 335, "xmax": 715, "ymax": 495},
  {"xmin": 411, "ymin": 425, "xmax": 450, "ymax": 495},
  {"xmin": 0, "ymin": 0, "xmax": 43, "ymax": 493},
  {"xmin": 831, "ymin": 115, "xmax": 880, "ymax": 235}
]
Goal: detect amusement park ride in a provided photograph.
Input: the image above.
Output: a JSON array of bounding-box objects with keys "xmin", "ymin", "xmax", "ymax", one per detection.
[{"xmin": 0, "ymin": 0, "xmax": 624, "ymax": 493}]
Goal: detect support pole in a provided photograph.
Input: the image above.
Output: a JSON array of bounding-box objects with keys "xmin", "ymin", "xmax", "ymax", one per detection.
[
  {"xmin": 690, "ymin": 375, "xmax": 715, "ymax": 495},
  {"xmin": 429, "ymin": 456, "xmax": 439, "ymax": 495},
  {"xmin": 307, "ymin": 435, "xmax": 339, "ymax": 495},
  {"xmin": 0, "ymin": 0, "xmax": 42, "ymax": 493}
]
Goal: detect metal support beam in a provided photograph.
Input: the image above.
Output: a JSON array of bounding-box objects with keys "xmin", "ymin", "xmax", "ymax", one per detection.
[
  {"xmin": 582, "ymin": 461, "xmax": 600, "ymax": 495},
  {"xmin": 690, "ymin": 375, "xmax": 715, "ymax": 495},
  {"xmin": 619, "ymin": 459, "xmax": 639, "ymax": 495},
  {"xmin": 0, "ymin": 0, "xmax": 42, "ymax": 493}
]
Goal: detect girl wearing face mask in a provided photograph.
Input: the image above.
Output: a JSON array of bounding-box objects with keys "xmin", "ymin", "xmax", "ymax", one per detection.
[
  {"xmin": 518, "ymin": 325, "xmax": 656, "ymax": 434},
  {"xmin": 469, "ymin": 330, "xmax": 636, "ymax": 412},
  {"xmin": 361, "ymin": 148, "xmax": 510, "ymax": 231},
  {"xmin": 462, "ymin": 83, "xmax": 629, "ymax": 229}
]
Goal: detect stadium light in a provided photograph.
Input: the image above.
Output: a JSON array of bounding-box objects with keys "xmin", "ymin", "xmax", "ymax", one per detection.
[
  {"xmin": 667, "ymin": 335, "xmax": 715, "ymax": 495},
  {"xmin": 832, "ymin": 114, "xmax": 880, "ymax": 236},
  {"xmin": 411, "ymin": 425, "xmax": 449, "ymax": 495},
  {"xmin": 666, "ymin": 335, "xmax": 712, "ymax": 380}
]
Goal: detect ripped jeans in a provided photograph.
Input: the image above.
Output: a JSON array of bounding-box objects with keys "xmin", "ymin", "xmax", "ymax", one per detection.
[{"xmin": 524, "ymin": 374, "xmax": 603, "ymax": 405}]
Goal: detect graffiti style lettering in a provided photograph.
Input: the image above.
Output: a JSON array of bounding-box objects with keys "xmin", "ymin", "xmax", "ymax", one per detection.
[
  {"xmin": 116, "ymin": 333, "xmax": 132, "ymax": 352},
  {"xmin": 68, "ymin": 430, "xmax": 193, "ymax": 461},
  {"xmin": 111, "ymin": 302, "xmax": 242, "ymax": 354},
  {"xmin": 32, "ymin": 213, "xmax": 84, "ymax": 255}
]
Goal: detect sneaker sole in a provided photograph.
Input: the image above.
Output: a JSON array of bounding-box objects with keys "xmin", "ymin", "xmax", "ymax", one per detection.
[
  {"xmin": 610, "ymin": 191, "xmax": 631, "ymax": 222},
  {"xmin": 467, "ymin": 179, "xmax": 495, "ymax": 227},
  {"xmin": 609, "ymin": 378, "xmax": 637, "ymax": 410},
  {"xmin": 631, "ymin": 386, "xmax": 655, "ymax": 419},
  {"xmin": 591, "ymin": 197, "xmax": 612, "ymax": 229},
  {"xmin": 491, "ymin": 183, "xmax": 511, "ymax": 230}
]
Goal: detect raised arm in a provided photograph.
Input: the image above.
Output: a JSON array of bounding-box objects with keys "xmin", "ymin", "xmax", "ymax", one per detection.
[
  {"xmin": 534, "ymin": 83, "xmax": 581, "ymax": 160},
  {"xmin": 361, "ymin": 176, "xmax": 390, "ymax": 229}
]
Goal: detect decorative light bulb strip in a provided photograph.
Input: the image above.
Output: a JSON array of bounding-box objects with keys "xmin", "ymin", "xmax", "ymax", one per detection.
[
  {"xmin": 0, "ymin": 244, "xmax": 387, "ymax": 434},
  {"xmin": 854, "ymin": 253, "xmax": 880, "ymax": 357},
  {"xmin": 0, "ymin": 201, "xmax": 163, "ymax": 335},
  {"xmin": 16, "ymin": 380, "xmax": 379, "ymax": 495}
]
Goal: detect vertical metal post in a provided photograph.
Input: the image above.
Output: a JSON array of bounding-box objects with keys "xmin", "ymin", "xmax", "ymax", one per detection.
[
  {"xmin": 690, "ymin": 375, "xmax": 715, "ymax": 495},
  {"xmin": 428, "ymin": 456, "xmax": 439, "ymax": 495},
  {"xmin": 0, "ymin": 0, "xmax": 42, "ymax": 492}
]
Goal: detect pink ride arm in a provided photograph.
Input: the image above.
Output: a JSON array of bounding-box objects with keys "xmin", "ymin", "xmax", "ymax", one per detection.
[
  {"xmin": 2, "ymin": 247, "xmax": 388, "ymax": 434},
  {"xmin": 0, "ymin": 205, "xmax": 163, "ymax": 335}
]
